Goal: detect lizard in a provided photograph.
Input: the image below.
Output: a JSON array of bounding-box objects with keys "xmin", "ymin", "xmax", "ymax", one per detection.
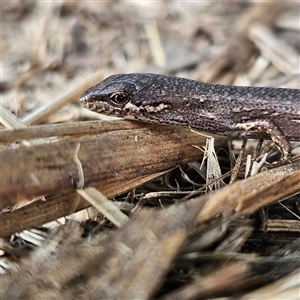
[{"xmin": 79, "ymin": 73, "xmax": 300, "ymax": 160}]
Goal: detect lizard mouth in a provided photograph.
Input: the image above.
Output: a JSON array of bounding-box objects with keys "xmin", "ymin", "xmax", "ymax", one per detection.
[{"xmin": 80, "ymin": 98, "xmax": 126, "ymax": 118}]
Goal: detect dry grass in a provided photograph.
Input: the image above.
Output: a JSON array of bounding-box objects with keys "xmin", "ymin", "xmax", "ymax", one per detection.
[{"xmin": 1, "ymin": 2, "xmax": 300, "ymax": 299}]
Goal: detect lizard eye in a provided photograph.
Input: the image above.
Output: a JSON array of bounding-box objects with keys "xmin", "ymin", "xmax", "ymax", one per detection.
[{"xmin": 109, "ymin": 92, "xmax": 129, "ymax": 106}]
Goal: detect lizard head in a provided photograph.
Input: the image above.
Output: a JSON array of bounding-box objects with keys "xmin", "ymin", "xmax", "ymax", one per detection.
[{"xmin": 79, "ymin": 73, "xmax": 172, "ymax": 120}]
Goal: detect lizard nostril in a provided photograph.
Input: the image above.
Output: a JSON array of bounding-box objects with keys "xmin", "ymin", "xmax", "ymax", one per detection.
[{"xmin": 79, "ymin": 95, "xmax": 89, "ymax": 105}]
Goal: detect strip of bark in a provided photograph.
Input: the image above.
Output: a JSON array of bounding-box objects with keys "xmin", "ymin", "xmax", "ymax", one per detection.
[
  {"xmin": 0, "ymin": 120, "xmax": 142, "ymax": 143},
  {"xmin": 0, "ymin": 173, "xmax": 163, "ymax": 237},
  {"xmin": 0, "ymin": 120, "xmax": 225, "ymax": 210}
]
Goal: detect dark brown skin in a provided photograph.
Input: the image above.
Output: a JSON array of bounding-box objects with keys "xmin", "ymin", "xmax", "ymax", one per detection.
[{"xmin": 79, "ymin": 73, "xmax": 300, "ymax": 159}]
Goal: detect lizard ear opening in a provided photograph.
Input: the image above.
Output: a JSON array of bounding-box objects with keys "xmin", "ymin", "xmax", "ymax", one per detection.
[{"xmin": 109, "ymin": 92, "xmax": 130, "ymax": 107}]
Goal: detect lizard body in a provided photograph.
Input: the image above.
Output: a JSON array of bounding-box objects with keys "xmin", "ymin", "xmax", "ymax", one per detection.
[{"xmin": 79, "ymin": 73, "xmax": 300, "ymax": 159}]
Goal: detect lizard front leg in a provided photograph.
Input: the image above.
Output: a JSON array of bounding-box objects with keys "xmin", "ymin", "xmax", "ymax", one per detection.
[{"xmin": 236, "ymin": 119, "xmax": 292, "ymax": 161}]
